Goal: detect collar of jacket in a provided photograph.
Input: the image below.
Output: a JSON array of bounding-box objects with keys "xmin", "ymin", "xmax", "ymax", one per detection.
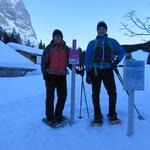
[
  {"xmin": 96, "ymin": 34, "xmax": 108, "ymax": 39},
  {"xmin": 50, "ymin": 40, "xmax": 66, "ymax": 49}
]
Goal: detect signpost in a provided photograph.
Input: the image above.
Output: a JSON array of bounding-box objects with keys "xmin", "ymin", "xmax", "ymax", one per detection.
[
  {"xmin": 123, "ymin": 59, "xmax": 144, "ymax": 136},
  {"xmin": 69, "ymin": 39, "xmax": 79, "ymax": 125}
]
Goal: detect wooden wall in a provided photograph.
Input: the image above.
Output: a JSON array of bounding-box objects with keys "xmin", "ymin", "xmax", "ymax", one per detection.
[{"xmin": 0, "ymin": 67, "xmax": 35, "ymax": 77}]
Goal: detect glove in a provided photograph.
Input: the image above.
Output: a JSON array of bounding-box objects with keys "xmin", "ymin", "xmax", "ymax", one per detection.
[
  {"xmin": 86, "ymin": 71, "xmax": 92, "ymax": 84},
  {"xmin": 111, "ymin": 63, "xmax": 117, "ymax": 70},
  {"xmin": 111, "ymin": 59, "xmax": 119, "ymax": 70},
  {"xmin": 76, "ymin": 64, "xmax": 85, "ymax": 76},
  {"xmin": 68, "ymin": 64, "xmax": 72, "ymax": 70},
  {"xmin": 76, "ymin": 69, "xmax": 84, "ymax": 76},
  {"xmin": 43, "ymin": 73, "xmax": 49, "ymax": 80}
]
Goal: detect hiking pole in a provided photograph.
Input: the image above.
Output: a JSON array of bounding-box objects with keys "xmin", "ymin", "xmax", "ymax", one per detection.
[
  {"xmin": 113, "ymin": 67, "xmax": 144, "ymax": 120},
  {"xmin": 78, "ymin": 75, "xmax": 83, "ymax": 119},
  {"xmin": 78, "ymin": 75, "xmax": 90, "ymax": 119},
  {"xmin": 76, "ymin": 64, "xmax": 90, "ymax": 120},
  {"xmin": 81, "ymin": 76, "xmax": 90, "ymax": 119}
]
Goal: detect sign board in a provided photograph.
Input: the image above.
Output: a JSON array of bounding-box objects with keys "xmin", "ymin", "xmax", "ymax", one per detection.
[
  {"xmin": 123, "ymin": 59, "xmax": 145, "ymax": 137},
  {"xmin": 123, "ymin": 59, "xmax": 144, "ymax": 91},
  {"xmin": 69, "ymin": 40, "xmax": 79, "ymax": 65}
]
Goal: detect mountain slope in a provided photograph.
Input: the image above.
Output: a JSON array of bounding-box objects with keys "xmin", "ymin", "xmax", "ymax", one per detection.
[{"xmin": 0, "ymin": 0, "xmax": 37, "ymax": 44}]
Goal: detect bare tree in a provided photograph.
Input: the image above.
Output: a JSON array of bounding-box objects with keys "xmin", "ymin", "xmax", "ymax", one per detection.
[{"xmin": 121, "ymin": 10, "xmax": 150, "ymax": 39}]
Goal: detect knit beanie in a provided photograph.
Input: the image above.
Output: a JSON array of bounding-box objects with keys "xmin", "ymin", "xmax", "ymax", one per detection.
[
  {"xmin": 52, "ymin": 29, "xmax": 63, "ymax": 38},
  {"xmin": 97, "ymin": 21, "xmax": 107, "ymax": 30}
]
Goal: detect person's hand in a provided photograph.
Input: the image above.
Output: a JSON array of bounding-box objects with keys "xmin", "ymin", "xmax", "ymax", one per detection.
[
  {"xmin": 68, "ymin": 64, "xmax": 72, "ymax": 70},
  {"xmin": 76, "ymin": 69, "xmax": 84, "ymax": 76},
  {"xmin": 111, "ymin": 63, "xmax": 117, "ymax": 70},
  {"xmin": 86, "ymin": 71, "xmax": 92, "ymax": 84},
  {"xmin": 43, "ymin": 73, "xmax": 48, "ymax": 80},
  {"xmin": 111, "ymin": 59, "xmax": 119, "ymax": 70},
  {"xmin": 76, "ymin": 64, "xmax": 84, "ymax": 76}
]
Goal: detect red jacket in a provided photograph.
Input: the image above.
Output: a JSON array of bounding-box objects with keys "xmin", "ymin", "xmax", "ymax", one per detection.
[{"xmin": 44, "ymin": 41, "xmax": 69, "ymax": 75}]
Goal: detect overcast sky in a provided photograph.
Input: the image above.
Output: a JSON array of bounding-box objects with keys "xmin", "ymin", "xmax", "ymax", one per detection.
[{"xmin": 24, "ymin": 0, "xmax": 150, "ymax": 49}]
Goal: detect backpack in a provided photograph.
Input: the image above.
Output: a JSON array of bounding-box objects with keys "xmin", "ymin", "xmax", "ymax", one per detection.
[{"xmin": 90, "ymin": 38, "xmax": 113, "ymax": 76}]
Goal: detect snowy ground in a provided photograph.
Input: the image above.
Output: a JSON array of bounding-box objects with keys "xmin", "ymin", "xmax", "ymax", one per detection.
[{"xmin": 0, "ymin": 64, "xmax": 150, "ymax": 150}]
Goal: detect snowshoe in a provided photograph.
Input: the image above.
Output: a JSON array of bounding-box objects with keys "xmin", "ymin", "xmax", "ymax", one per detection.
[
  {"xmin": 42, "ymin": 117, "xmax": 69, "ymax": 128},
  {"xmin": 107, "ymin": 114, "xmax": 121, "ymax": 125},
  {"xmin": 42, "ymin": 118, "xmax": 56, "ymax": 128},
  {"xmin": 55, "ymin": 116, "xmax": 69, "ymax": 127},
  {"xmin": 91, "ymin": 115, "xmax": 103, "ymax": 127}
]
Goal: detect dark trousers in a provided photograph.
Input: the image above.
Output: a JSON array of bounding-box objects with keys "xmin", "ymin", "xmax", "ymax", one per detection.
[
  {"xmin": 45, "ymin": 74, "xmax": 67, "ymax": 121},
  {"xmin": 91, "ymin": 69, "xmax": 117, "ymax": 118}
]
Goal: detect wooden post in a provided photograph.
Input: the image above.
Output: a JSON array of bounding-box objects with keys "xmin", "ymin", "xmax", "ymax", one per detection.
[
  {"xmin": 127, "ymin": 91, "xmax": 135, "ymax": 137},
  {"xmin": 69, "ymin": 39, "xmax": 79, "ymax": 125},
  {"xmin": 123, "ymin": 60, "xmax": 144, "ymax": 137},
  {"xmin": 70, "ymin": 64, "xmax": 76, "ymax": 125}
]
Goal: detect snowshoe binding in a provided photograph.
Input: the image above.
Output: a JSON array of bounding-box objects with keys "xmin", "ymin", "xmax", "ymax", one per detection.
[
  {"xmin": 91, "ymin": 115, "xmax": 103, "ymax": 127},
  {"xmin": 107, "ymin": 114, "xmax": 121, "ymax": 125}
]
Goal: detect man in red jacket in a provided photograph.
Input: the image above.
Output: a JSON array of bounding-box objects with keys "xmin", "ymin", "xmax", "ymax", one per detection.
[{"xmin": 41, "ymin": 29, "xmax": 69, "ymax": 125}]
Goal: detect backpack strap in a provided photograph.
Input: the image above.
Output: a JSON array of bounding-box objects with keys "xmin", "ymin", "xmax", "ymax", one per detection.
[
  {"xmin": 90, "ymin": 39, "xmax": 98, "ymax": 64},
  {"xmin": 90, "ymin": 38, "xmax": 113, "ymax": 76},
  {"xmin": 108, "ymin": 38, "xmax": 113, "ymax": 51},
  {"xmin": 90, "ymin": 39, "xmax": 98, "ymax": 76}
]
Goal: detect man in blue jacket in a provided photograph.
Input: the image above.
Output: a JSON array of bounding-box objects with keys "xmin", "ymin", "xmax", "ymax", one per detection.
[{"xmin": 85, "ymin": 21, "xmax": 125, "ymax": 125}]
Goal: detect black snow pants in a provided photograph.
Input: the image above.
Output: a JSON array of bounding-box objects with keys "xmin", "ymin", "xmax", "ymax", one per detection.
[
  {"xmin": 91, "ymin": 69, "xmax": 117, "ymax": 118},
  {"xmin": 45, "ymin": 74, "xmax": 67, "ymax": 121}
]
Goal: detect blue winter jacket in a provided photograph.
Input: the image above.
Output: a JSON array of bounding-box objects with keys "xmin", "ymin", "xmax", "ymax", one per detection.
[{"xmin": 85, "ymin": 35, "xmax": 125, "ymax": 70}]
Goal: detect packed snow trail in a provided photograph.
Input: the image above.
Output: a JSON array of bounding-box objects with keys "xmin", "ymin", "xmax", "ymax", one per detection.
[{"xmin": 0, "ymin": 71, "xmax": 150, "ymax": 150}]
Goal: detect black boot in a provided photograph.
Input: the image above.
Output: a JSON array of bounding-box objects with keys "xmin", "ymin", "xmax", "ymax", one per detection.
[
  {"xmin": 91, "ymin": 115, "xmax": 103, "ymax": 126},
  {"xmin": 107, "ymin": 114, "xmax": 121, "ymax": 124}
]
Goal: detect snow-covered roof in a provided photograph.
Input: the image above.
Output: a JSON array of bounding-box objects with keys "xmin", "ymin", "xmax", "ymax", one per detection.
[
  {"xmin": 7, "ymin": 42, "xmax": 43, "ymax": 56},
  {"xmin": 0, "ymin": 41, "xmax": 36, "ymax": 69},
  {"xmin": 132, "ymin": 50, "xmax": 148, "ymax": 63}
]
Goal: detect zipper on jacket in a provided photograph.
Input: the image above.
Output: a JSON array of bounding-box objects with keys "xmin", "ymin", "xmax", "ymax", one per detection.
[
  {"xmin": 58, "ymin": 48, "xmax": 60, "ymax": 72},
  {"xmin": 102, "ymin": 38, "xmax": 105, "ymax": 64}
]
